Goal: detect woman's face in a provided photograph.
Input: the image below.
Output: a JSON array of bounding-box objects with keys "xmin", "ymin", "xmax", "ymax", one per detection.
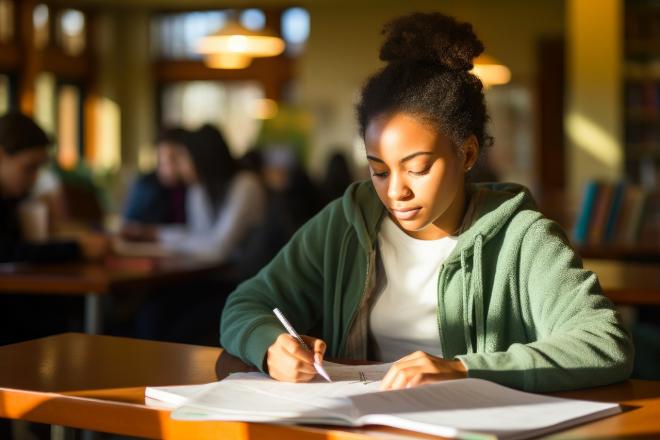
[
  {"xmin": 0, "ymin": 147, "xmax": 49, "ymax": 199},
  {"xmin": 365, "ymin": 112, "xmax": 477, "ymax": 240},
  {"xmin": 176, "ymin": 148, "xmax": 198, "ymax": 185},
  {"xmin": 156, "ymin": 141, "xmax": 183, "ymax": 187}
]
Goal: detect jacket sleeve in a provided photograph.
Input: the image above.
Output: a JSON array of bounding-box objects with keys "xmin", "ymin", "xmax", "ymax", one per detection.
[
  {"xmin": 220, "ymin": 203, "xmax": 335, "ymax": 371},
  {"xmin": 458, "ymin": 219, "xmax": 634, "ymax": 392}
]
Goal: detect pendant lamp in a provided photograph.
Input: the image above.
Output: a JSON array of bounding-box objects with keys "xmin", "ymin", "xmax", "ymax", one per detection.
[{"xmin": 197, "ymin": 19, "xmax": 285, "ymax": 69}]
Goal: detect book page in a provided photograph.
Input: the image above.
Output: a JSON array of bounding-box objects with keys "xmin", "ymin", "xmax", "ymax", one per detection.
[
  {"xmin": 349, "ymin": 378, "xmax": 620, "ymax": 438},
  {"xmin": 172, "ymin": 362, "xmax": 392, "ymax": 422},
  {"xmin": 323, "ymin": 361, "xmax": 394, "ymax": 382}
]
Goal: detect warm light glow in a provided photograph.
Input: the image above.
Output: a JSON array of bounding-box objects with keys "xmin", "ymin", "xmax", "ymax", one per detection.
[
  {"xmin": 203, "ymin": 52, "xmax": 253, "ymax": 69},
  {"xmin": 57, "ymin": 86, "xmax": 80, "ymax": 170},
  {"xmin": 566, "ymin": 112, "xmax": 622, "ymax": 168},
  {"xmin": 251, "ymin": 99, "xmax": 278, "ymax": 119},
  {"xmin": 471, "ymin": 54, "xmax": 511, "ymax": 87},
  {"xmin": 199, "ymin": 34, "xmax": 285, "ymax": 57},
  {"xmin": 197, "ymin": 20, "xmax": 285, "ymax": 69},
  {"xmin": 93, "ymin": 96, "xmax": 121, "ymax": 170}
]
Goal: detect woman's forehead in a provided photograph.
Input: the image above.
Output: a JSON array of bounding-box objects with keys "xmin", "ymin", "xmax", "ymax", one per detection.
[{"xmin": 365, "ymin": 113, "xmax": 451, "ymax": 158}]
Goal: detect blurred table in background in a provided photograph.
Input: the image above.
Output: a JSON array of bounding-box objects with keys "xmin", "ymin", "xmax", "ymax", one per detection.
[
  {"xmin": 584, "ymin": 259, "xmax": 660, "ymax": 306},
  {"xmin": 0, "ymin": 256, "xmax": 228, "ymax": 334}
]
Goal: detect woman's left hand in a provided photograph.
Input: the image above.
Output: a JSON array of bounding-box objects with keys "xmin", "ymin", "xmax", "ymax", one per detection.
[{"xmin": 380, "ymin": 351, "xmax": 468, "ymax": 390}]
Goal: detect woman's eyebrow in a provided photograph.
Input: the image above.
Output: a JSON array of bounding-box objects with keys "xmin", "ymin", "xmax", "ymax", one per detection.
[{"xmin": 366, "ymin": 151, "xmax": 433, "ymax": 164}]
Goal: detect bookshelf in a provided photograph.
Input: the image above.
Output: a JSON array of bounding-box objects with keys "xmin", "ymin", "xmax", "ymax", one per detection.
[
  {"xmin": 624, "ymin": 0, "xmax": 660, "ymax": 187},
  {"xmin": 577, "ymin": 1, "xmax": 660, "ymax": 263}
]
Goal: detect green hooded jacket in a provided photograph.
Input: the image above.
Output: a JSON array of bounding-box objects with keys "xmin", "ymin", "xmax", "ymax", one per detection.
[{"xmin": 220, "ymin": 181, "xmax": 634, "ymax": 392}]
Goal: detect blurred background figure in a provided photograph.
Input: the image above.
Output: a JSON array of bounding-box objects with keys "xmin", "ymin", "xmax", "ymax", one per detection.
[
  {"xmin": 121, "ymin": 127, "xmax": 191, "ymax": 236},
  {"xmin": 132, "ymin": 124, "xmax": 269, "ymax": 344},
  {"xmin": 0, "ymin": 112, "xmax": 108, "ymax": 264},
  {"xmin": 320, "ymin": 150, "xmax": 354, "ymax": 205},
  {"xmin": 155, "ymin": 124, "xmax": 268, "ymax": 262},
  {"xmin": 0, "ymin": 112, "xmax": 108, "ymax": 350}
]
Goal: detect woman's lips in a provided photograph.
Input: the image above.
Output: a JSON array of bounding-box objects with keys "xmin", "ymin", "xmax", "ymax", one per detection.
[{"xmin": 390, "ymin": 207, "xmax": 421, "ymax": 220}]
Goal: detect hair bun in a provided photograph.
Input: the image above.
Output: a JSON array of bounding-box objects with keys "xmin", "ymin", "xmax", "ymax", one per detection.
[{"xmin": 379, "ymin": 12, "xmax": 484, "ymax": 71}]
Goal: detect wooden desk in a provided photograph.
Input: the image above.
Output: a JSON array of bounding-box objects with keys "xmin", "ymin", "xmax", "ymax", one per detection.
[
  {"xmin": 1, "ymin": 333, "xmax": 659, "ymax": 439},
  {"xmin": 0, "ymin": 257, "xmax": 227, "ymax": 334},
  {"xmin": 584, "ymin": 259, "xmax": 660, "ymax": 306}
]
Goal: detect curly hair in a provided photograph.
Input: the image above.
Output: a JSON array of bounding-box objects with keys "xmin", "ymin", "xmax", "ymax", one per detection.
[{"xmin": 356, "ymin": 12, "xmax": 494, "ymax": 158}]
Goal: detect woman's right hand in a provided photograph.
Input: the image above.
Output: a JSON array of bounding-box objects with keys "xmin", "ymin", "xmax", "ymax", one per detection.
[{"xmin": 266, "ymin": 333, "xmax": 326, "ymax": 382}]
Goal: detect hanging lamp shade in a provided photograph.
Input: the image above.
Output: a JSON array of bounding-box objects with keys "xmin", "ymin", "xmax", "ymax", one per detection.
[
  {"xmin": 197, "ymin": 20, "xmax": 285, "ymax": 69},
  {"xmin": 471, "ymin": 54, "xmax": 511, "ymax": 87}
]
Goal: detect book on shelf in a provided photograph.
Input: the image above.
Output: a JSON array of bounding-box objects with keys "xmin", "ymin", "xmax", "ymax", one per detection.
[
  {"xmin": 146, "ymin": 362, "xmax": 621, "ymax": 440},
  {"xmin": 573, "ymin": 180, "xmax": 657, "ymax": 248}
]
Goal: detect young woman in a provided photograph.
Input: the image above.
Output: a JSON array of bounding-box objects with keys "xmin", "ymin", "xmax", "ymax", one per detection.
[
  {"xmin": 220, "ymin": 13, "xmax": 633, "ymax": 392},
  {"xmin": 156, "ymin": 124, "xmax": 267, "ymax": 262}
]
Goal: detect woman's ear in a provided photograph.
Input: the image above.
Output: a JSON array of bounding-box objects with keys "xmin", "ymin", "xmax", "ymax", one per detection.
[{"xmin": 461, "ymin": 135, "xmax": 480, "ymax": 172}]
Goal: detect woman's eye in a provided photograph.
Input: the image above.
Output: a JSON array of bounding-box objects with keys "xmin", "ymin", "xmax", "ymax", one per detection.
[
  {"xmin": 371, "ymin": 170, "xmax": 389, "ymax": 178},
  {"xmin": 409, "ymin": 167, "xmax": 431, "ymax": 176}
]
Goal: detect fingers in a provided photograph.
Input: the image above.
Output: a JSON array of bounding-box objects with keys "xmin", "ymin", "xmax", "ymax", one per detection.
[
  {"xmin": 278, "ymin": 334, "xmax": 315, "ymax": 363},
  {"xmin": 380, "ymin": 352, "xmax": 462, "ymax": 390},
  {"xmin": 302, "ymin": 335, "xmax": 327, "ymax": 361},
  {"xmin": 266, "ymin": 334, "xmax": 328, "ymax": 383}
]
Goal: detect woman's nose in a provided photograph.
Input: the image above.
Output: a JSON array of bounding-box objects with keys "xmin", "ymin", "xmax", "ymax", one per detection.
[{"xmin": 387, "ymin": 172, "xmax": 412, "ymax": 200}]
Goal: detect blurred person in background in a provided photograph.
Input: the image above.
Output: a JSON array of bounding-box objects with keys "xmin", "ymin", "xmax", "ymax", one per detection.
[
  {"xmin": 262, "ymin": 148, "xmax": 323, "ymax": 235},
  {"xmin": 134, "ymin": 124, "xmax": 268, "ymax": 344},
  {"xmin": 0, "ymin": 112, "xmax": 108, "ymax": 352},
  {"xmin": 0, "ymin": 112, "xmax": 108, "ymax": 264},
  {"xmin": 121, "ymin": 127, "xmax": 191, "ymax": 238},
  {"xmin": 155, "ymin": 124, "xmax": 268, "ymax": 261},
  {"xmin": 320, "ymin": 150, "xmax": 354, "ymax": 205}
]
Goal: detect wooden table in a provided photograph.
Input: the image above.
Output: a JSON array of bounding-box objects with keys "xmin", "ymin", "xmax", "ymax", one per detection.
[
  {"xmin": 0, "ymin": 257, "xmax": 227, "ymax": 334},
  {"xmin": 0, "ymin": 333, "xmax": 659, "ymax": 440},
  {"xmin": 584, "ymin": 258, "xmax": 660, "ymax": 306}
]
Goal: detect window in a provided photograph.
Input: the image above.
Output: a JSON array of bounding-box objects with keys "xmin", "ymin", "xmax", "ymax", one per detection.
[
  {"xmin": 0, "ymin": 0, "xmax": 14, "ymax": 44},
  {"xmin": 240, "ymin": 9, "xmax": 265, "ymax": 31},
  {"xmin": 152, "ymin": 11, "xmax": 227, "ymax": 60},
  {"xmin": 161, "ymin": 81, "xmax": 264, "ymax": 157},
  {"xmin": 33, "ymin": 4, "xmax": 49, "ymax": 49},
  {"xmin": 281, "ymin": 7, "xmax": 310, "ymax": 56},
  {"xmin": 35, "ymin": 73, "xmax": 84, "ymax": 169},
  {"xmin": 57, "ymin": 9, "xmax": 86, "ymax": 56},
  {"xmin": 56, "ymin": 84, "xmax": 82, "ymax": 169},
  {"xmin": 35, "ymin": 72, "xmax": 56, "ymax": 135},
  {"xmin": 0, "ymin": 73, "xmax": 10, "ymax": 113}
]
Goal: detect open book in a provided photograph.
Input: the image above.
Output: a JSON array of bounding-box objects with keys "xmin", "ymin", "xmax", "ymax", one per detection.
[{"xmin": 146, "ymin": 362, "xmax": 620, "ymax": 440}]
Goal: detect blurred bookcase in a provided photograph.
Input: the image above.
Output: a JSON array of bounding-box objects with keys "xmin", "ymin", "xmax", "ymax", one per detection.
[
  {"xmin": 624, "ymin": 0, "xmax": 660, "ymax": 187},
  {"xmin": 574, "ymin": 0, "xmax": 660, "ymax": 262}
]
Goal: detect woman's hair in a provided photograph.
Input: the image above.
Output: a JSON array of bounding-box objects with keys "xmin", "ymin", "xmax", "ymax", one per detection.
[
  {"xmin": 187, "ymin": 124, "xmax": 240, "ymax": 213},
  {"xmin": 0, "ymin": 112, "xmax": 51, "ymax": 155},
  {"xmin": 155, "ymin": 126, "xmax": 193, "ymax": 147},
  {"xmin": 356, "ymin": 12, "xmax": 493, "ymax": 160}
]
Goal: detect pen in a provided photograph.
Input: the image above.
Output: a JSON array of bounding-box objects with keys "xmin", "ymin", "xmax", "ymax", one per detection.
[{"xmin": 272, "ymin": 308, "xmax": 332, "ymax": 382}]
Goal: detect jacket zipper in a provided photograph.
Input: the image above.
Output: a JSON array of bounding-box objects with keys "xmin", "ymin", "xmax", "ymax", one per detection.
[
  {"xmin": 339, "ymin": 249, "xmax": 374, "ymax": 357},
  {"xmin": 436, "ymin": 264, "xmax": 448, "ymax": 356}
]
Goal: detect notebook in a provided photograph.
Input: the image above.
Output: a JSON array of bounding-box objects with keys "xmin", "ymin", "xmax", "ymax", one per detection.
[{"xmin": 146, "ymin": 362, "xmax": 620, "ymax": 440}]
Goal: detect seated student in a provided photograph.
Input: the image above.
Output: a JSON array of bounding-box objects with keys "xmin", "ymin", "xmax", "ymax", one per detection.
[
  {"xmin": 133, "ymin": 125, "xmax": 268, "ymax": 344},
  {"xmin": 121, "ymin": 127, "xmax": 190, "ymax": 236},
  {"xmin": 0, "ymin": 112, "xmax": 108, "ymax": 263},
  {"xmin": 220, "ymin": 13, "xmax": 633, "ymax": 393},
  {"xmin": 147, "ymin": 124, "xmax": 268, "ymax": 262}
]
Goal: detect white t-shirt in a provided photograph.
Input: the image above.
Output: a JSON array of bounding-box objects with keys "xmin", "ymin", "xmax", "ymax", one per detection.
[{"xmin": 369, "ymin": 216, "xmax": 458, "ymax": 362}]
